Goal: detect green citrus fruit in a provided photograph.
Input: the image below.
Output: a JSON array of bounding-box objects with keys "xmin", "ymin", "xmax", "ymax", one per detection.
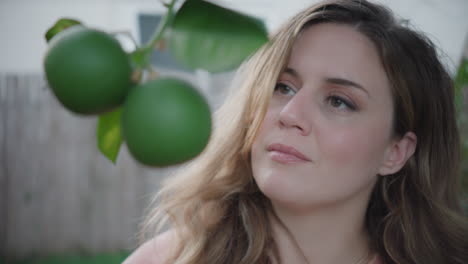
[
  {"xmin": 121, "ymin": 78, "xmax": 212, "ymax": 166},
  {"xmin": 44, "ymin": 26, "xmax": 132, "ymax": 114}
]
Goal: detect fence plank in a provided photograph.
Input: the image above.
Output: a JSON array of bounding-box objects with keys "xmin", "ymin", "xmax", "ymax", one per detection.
[
  {"xmin": 0, "ymin": 74, "xmax": 171, "ymax": 257},
  {"xmin": 0, "ymin": 73, "xmax": 10, "ymax": 257}
]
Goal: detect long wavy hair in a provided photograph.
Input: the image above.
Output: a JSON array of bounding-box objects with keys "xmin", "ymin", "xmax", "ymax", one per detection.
[{"xmin": 139, "ymin": 1, "xmax": 468, "ymax": 263}]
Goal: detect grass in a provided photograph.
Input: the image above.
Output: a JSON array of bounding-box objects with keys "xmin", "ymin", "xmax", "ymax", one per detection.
[{"xmin": 1, "ymin": 251, "xmax": 131, "ymax": 264}]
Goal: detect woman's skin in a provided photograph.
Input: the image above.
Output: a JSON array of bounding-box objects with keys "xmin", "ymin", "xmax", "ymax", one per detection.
[{"xmin": 251, "ymin": 23, "xmax": 417, "ymax": 264}]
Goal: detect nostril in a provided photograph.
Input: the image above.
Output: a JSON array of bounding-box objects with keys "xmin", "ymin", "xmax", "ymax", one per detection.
[
  {"xmin": 278, "ymin": 111, "xmax": 306, "ymax": 132},
  {"xmin": 278, "ymin": 104, "xmax": 311, "ymax": 136}
]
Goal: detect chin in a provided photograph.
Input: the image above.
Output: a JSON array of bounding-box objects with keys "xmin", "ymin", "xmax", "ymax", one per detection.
[
  {"xmin": 253, "ymin": 170, "xmax": 345, "ymax": 212},
  {"xmin": 254, "ymin": 169, "xmax": 304, "ymax": 206}
]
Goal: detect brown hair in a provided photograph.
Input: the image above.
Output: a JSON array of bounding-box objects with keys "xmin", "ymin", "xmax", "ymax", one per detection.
[{"xmin": 139, "ymin": 1, "xmax": 468, "ymax": 263}]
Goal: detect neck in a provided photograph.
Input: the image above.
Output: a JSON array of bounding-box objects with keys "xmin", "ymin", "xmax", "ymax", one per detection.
[{"xmin": 268, "ymin": 189, "xmax": 374, "ymax": 264}]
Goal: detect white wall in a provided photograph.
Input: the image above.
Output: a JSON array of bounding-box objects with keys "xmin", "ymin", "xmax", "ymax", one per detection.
[{"xmin": 0, "ymin": 0, "xmax": 467, "ymax": 74}]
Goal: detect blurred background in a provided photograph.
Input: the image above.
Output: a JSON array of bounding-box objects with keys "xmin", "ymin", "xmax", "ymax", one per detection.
[{"xmin": 1, "ymin": 0, "xmax": 467, "ymax": 263}]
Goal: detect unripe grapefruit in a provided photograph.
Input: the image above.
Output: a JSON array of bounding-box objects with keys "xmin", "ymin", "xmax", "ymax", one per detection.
[
  {"xmin": 44, "ymin": 26, "xmax": 132, "ymax": 114},
  {"xmin": 121, "ymin": 78, "xmax": 211, "ymax": 166}
]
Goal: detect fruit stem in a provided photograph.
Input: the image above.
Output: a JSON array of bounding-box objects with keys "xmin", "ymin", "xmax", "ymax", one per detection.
[{"xmin": 140, "ymin": 0, "xmax": 178, "ymax": 56}]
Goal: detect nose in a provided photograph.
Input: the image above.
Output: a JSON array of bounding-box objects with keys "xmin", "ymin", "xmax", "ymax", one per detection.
[{"xmin": 278, "ymin": 90, "xmax": 312, "ymax": 136}]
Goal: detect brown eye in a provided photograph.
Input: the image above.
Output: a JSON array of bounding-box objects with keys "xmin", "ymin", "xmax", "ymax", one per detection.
[
  {"xmin": 274, "ymin": 83, "xmax": 296, "ymax": 96},
  {"xmin": 327, "ymin": 95, "xmax": 356, "ymax": 111}
]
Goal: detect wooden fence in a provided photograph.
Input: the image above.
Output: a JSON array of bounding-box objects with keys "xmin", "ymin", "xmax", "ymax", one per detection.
[{"xmin": 0, "ymin": 72, "xmax": 231, "ymax": 258}]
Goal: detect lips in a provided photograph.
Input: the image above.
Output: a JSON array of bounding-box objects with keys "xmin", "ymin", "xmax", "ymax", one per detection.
[{"xmin": 266, "ymin": 143, "xmax": 311, "ymax": 163}]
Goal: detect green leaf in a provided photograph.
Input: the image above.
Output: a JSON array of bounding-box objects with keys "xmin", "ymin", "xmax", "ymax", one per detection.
[
  {"xmin": 45, "ymin": 18, "xmax": 82, "ymax": 43},
  {"xmin": 97, "ymin": 108, "xmax": 123, "ymax": 164},
  {"xmin": 168, "ymin": 0, "xmax": 268, "ymax": 73}
]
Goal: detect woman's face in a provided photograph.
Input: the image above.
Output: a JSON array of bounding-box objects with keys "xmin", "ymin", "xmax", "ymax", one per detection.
[{"xmin": 251, "ymin": 23, "xmax": 399, "ymax": 210}]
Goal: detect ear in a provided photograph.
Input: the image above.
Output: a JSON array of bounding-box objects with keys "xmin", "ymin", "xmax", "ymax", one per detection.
[{"xmin": 378, "ymin": 131, "xmax": 417, "ymax": 176}]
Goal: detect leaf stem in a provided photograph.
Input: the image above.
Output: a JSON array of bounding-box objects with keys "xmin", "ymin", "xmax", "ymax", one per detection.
[{"xmin": 141, "ymin": 0, "xmax": 178, "ymax": 55}]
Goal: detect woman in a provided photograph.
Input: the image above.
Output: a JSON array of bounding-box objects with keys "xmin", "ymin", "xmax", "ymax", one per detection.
[{"xmin": 124, "ymin": 0, "xmax": 468, "ymax": 263}]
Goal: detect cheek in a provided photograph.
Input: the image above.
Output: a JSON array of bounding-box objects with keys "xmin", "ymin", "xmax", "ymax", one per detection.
[
  {"xmin": 253, "ymin": 108, "xmax": 278, "ymax": 147},
  {"xmin": 320, "ymin": 118, "xmax": 392, "ymax": 174}
]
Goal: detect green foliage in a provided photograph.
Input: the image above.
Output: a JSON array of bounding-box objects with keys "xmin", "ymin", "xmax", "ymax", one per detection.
[
  {"xmin": 455, "ymin": 58, "xmax": 468, "ymax": 205},
  {"xmin": 97, "ymin": 108, "xmax": 123, "ymax": 163},
  {"xmin": 44, "ymin": 18, "xmax": 82, "ymax": 42},
  {"xmin": 1, "ymin": 251, "xmax": 130, "ymax": 264},
  {"xmin": 169, "ymin": 0, "xmax": 269, "ymax": 72}
]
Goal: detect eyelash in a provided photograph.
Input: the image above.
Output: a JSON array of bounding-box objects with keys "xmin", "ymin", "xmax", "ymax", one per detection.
[
  {"xmin": 274, "ymin": 82, "xmax": 296, "ymax": 96},
  {"xmin": 328, "ymin": 95, "xmax": 357, "ymax": 111},
  {"xmin": 273, "ymin": 83, "xmax": 357, "ymax": 111}
]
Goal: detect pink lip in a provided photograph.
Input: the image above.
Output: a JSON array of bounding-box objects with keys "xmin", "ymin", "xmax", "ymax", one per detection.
[{"xmin": 266, "ymin": 143, "xmax": 311, "ymax": 163}]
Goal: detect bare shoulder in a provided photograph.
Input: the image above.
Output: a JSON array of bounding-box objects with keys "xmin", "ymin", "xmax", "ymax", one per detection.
[{"xmin": 122, "ymin": 229, "xmax": 179, "ymax": 264}]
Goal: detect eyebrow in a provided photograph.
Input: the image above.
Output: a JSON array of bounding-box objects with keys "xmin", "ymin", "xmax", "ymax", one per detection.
[{"xmin": 283, "ymin": 67, "xmax": 370, "ymax": 97}]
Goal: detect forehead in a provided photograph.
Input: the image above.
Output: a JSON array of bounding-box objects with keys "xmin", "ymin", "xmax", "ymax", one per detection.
[{"xmin": 288, "ymin": 23, "xmax": 391, "ymax": 97}]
